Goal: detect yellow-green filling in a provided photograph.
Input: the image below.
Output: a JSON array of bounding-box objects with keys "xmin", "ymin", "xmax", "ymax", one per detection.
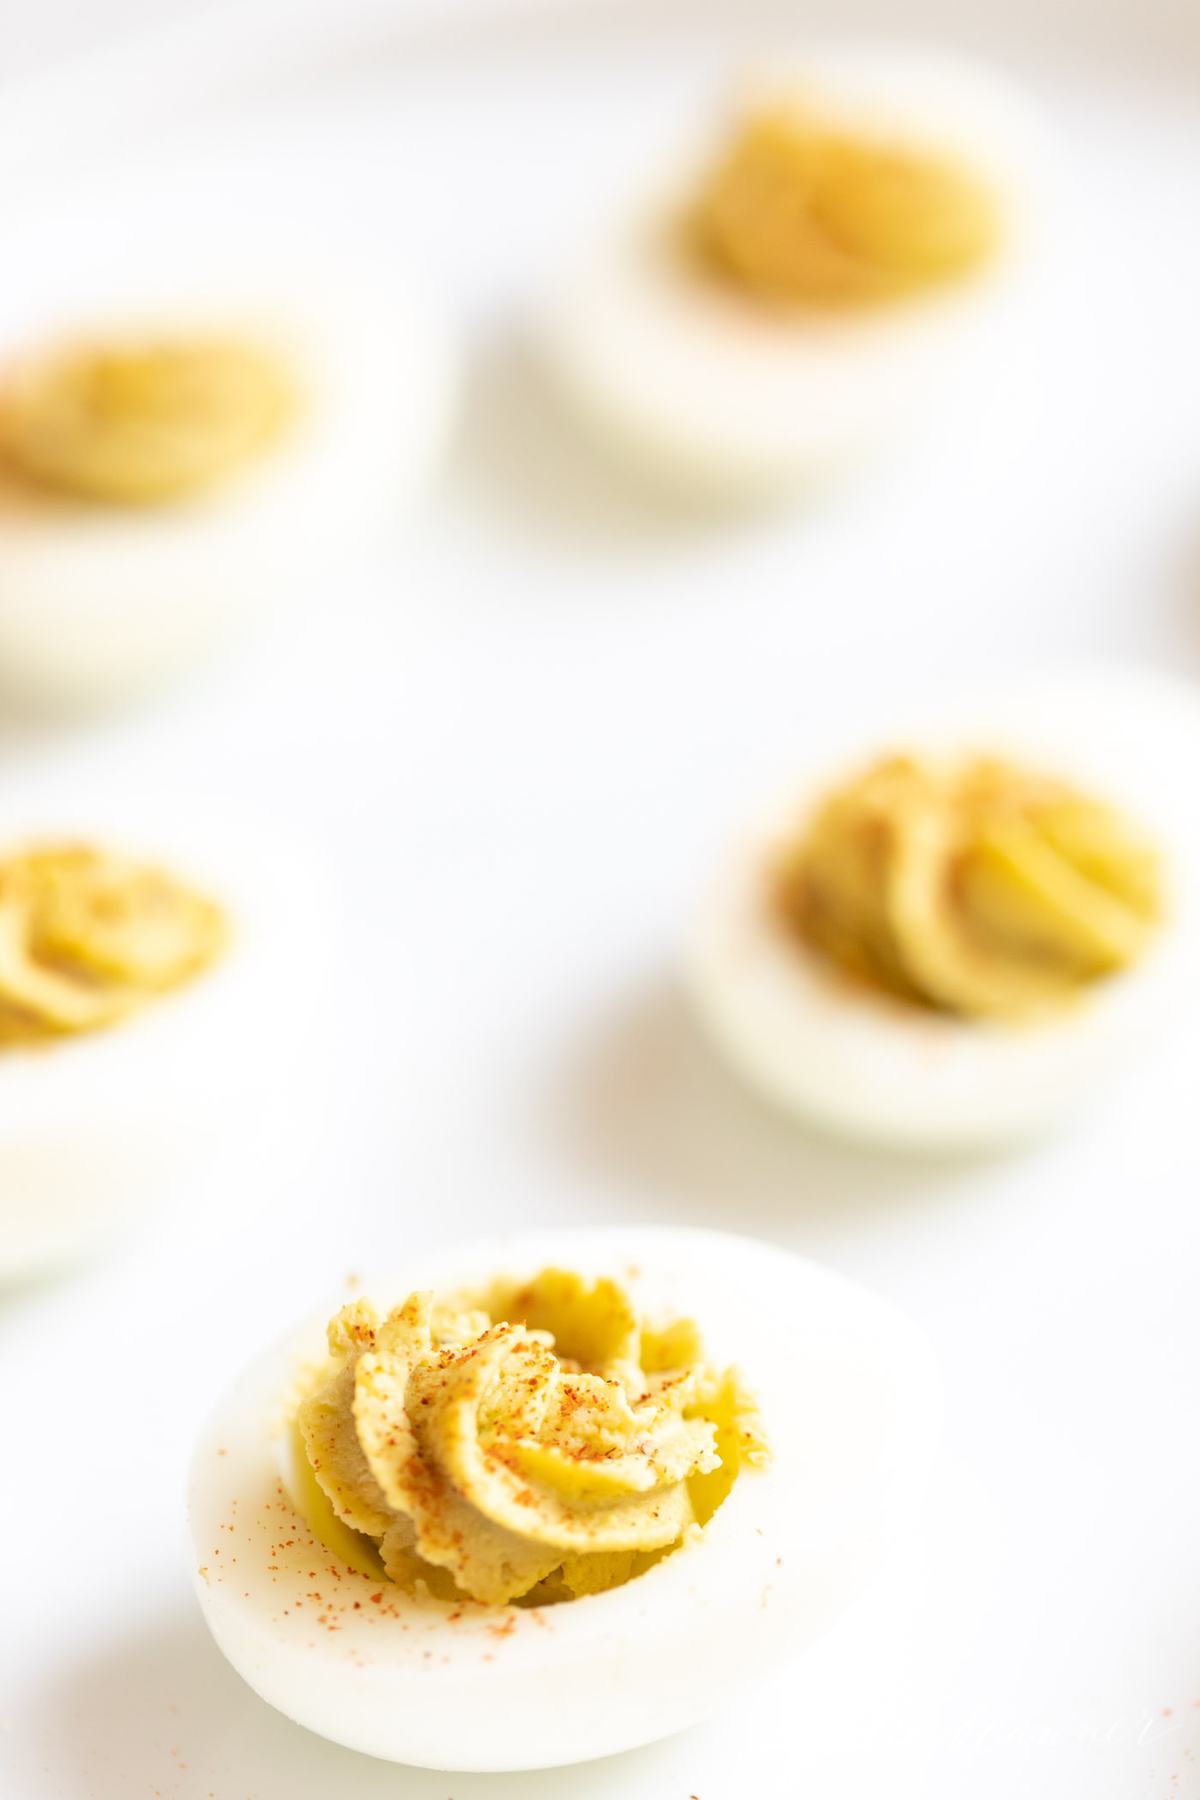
[
  {"xmin": 0, "ymin": 843, "xmax": 226, "ymax": 1046},
  {"xmin": 0, "ymin": 334, "xmax": 292, "ymax": 504},
  {"xmin": 693, "ymin": 106, "xmax": 999, "ymax": 308},
  {"xmin": 288, "ymin": 1269, "xmax": 767, "ymax": 1607},
  {"xmin": 779, "ymin": 754, "xmax": 1162, "ymax": 1019}
]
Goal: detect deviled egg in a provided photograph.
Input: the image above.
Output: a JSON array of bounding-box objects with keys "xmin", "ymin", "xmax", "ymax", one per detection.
[
  {"xmin": 0, "ymin": 268, "xmax": 456, "ymax": 707},
  {"xmin": 189, "ymin": 1224, "xmax": 939, "ymax": 1771},
  {"xmin": 540, "ymin": 46, "xmax": 1044, "ymax": 500},
  {"xmin": 0, "ymin": 791, "xmax": 321, "ymax": 1283},
  {"xmin": 688, "ymin": 671, "xmax": 1200, "ymax": 1150}
]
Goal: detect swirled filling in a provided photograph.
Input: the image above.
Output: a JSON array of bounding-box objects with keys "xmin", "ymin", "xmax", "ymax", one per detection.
[
  {"xmin": 693, "ymin": 104, "xmax": 999, "ymax": 308},
  {"xmin": 0, "ymin": 334, "xmax": 292, "ymax": 504},
  {"xmin": 778, "ymin": 754, "xmax": 1161, "ymax": 1019},
  {"xmin": 291, "ymin": 1268, "xmax": 766, "ymax": 1606},
  {"xmin": 0, "ymin": 844, "xmax": 225, "ymax": 1045}
]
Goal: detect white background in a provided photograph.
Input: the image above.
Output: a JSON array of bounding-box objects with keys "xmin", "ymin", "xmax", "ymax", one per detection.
[{"xmin": 1, "ymin": 2, "xmax": 1199, "ymax": 1796}]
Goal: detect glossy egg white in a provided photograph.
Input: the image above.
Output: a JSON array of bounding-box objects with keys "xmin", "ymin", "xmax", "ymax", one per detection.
[
  {"xmin": 188, "ymin": 1224, "xmax": 940, "ymax": 1771},
  {"xmin": 0, "ymin": 780, "xmax": 327, "ymax": 1283},
  {"xmin": 539, "ymin": 46, "xmax": 1046, "ymax": 502},
  {"xmin": 0, "ymin": 265, "xmax": 457, "ymax": 708},
  {"xmin": 687, "ymin": 670, "xmax": 1200, "ymax": 1152}
]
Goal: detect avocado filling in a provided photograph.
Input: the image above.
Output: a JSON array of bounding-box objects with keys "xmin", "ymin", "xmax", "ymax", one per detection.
[
  {"xmin": 693, "ymin": 105, "xmax": 999, "ymax": 308},
  {"xmin": 778, "ymin": 755, "xmax": 1161, "ymax": 1019},
  {"xmin": 0, "ymin": 334, "xmax": 292, "ymax": 504},
  {"xmin": 0, "ymin": 843, "xmax": 226, "ymax": 1045},
  {"xmin": 289, "ymin": 1268, "xmax": 767, "ymax": 1607}
]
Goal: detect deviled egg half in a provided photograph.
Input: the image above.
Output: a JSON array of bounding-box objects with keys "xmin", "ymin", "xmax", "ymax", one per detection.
[
  {"xmin": 0, "ymin": 787, "xmax": 321, "ymax": 1282},
  {"xmin": 189, "ymin": 1224, "xmax": 939, "ymax": 1771},
  {"xmin": 688, "ymin": 671, "xmax": 1200, "ymax": 1151},
  {"xmin": 540, "ymin": 46, "xmax": 1044, "ymax": 500},
  {"xmin": 0, "ymin": 264, "xmax": 456, "ymax": 707}
]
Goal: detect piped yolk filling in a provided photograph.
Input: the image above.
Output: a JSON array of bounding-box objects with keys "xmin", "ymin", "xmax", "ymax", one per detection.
[
  {"xmin": 0, "ymin": 843, "xmax": 226, "ymax": 1046},
  {"xmin": 777, "ymin": 754, "xmax": 1162, "ymax": 1020},
  {"xmin": 286, "ymin": 1269, "xmax": 766, "ymax": 1607},
  {"xmin": 0, "ymin": 334, "xmax": 292, "ymax": 504},
  {"xmin": 693, "ymin": 106, "xmax": 1000, "ymax": 308}
]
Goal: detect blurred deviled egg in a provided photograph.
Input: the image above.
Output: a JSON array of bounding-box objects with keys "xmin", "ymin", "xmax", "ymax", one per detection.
[
  {"xmin": 189, "ymin": 1225, "xmax": 938, "ymax": 1771},
  {"xmin": 541, "ymin": 46, "xmax": 1044, "ymax": 500},
  {"xmin": 0, "ymin": 794, "xmax": 318, "ymax": 1282},
  {"xmin": 688, "ymin": 672, "xmax": 1200, "ymax": 1151},
  {"xmin": 0, "ymin": 270, "xmax": 456, "ymax": 707}
]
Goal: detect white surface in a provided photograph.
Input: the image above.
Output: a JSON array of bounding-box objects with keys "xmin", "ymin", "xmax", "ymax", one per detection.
[{"xmin": 1, "ymin": 3, "xmax": 1199, "ymax": 1798}]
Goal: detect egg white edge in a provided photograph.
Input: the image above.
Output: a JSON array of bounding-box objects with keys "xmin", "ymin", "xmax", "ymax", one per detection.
[{"xmin": 188, "ymin": 1222, "xmax": 941, "ymax": 1771}]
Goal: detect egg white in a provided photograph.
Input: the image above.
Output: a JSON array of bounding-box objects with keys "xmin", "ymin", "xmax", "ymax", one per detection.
[
  {"xmin": 0, "ymin": 264, "xmax": 457, "ymax": 708},
  {"xmin": 539, "ymin": 46, "xmax": 1046, "ymax": 502},
  {"xmin": 0, "ymin": 781, "xmax": 327, "ymax": 1283},
  {"xmin": 188, "ymin": 1223, "xmax": 940, "ymax": 1772},
  {"xmin": 687, "ymin": 669, "xmax": 1200, "ymax": 1152}
]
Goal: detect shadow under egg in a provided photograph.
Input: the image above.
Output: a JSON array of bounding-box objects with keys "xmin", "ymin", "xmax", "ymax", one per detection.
[
  {"xmin": 450, "ymin": 324, "xmax": 778, "ymax": 549},
  {"xmin": 35, "ymin": 1603, "xmax": 690, "ymax": 1798},
  {"xmin": 526, "ymin": 970, "xmax": 984, "ymax": 1241}
]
